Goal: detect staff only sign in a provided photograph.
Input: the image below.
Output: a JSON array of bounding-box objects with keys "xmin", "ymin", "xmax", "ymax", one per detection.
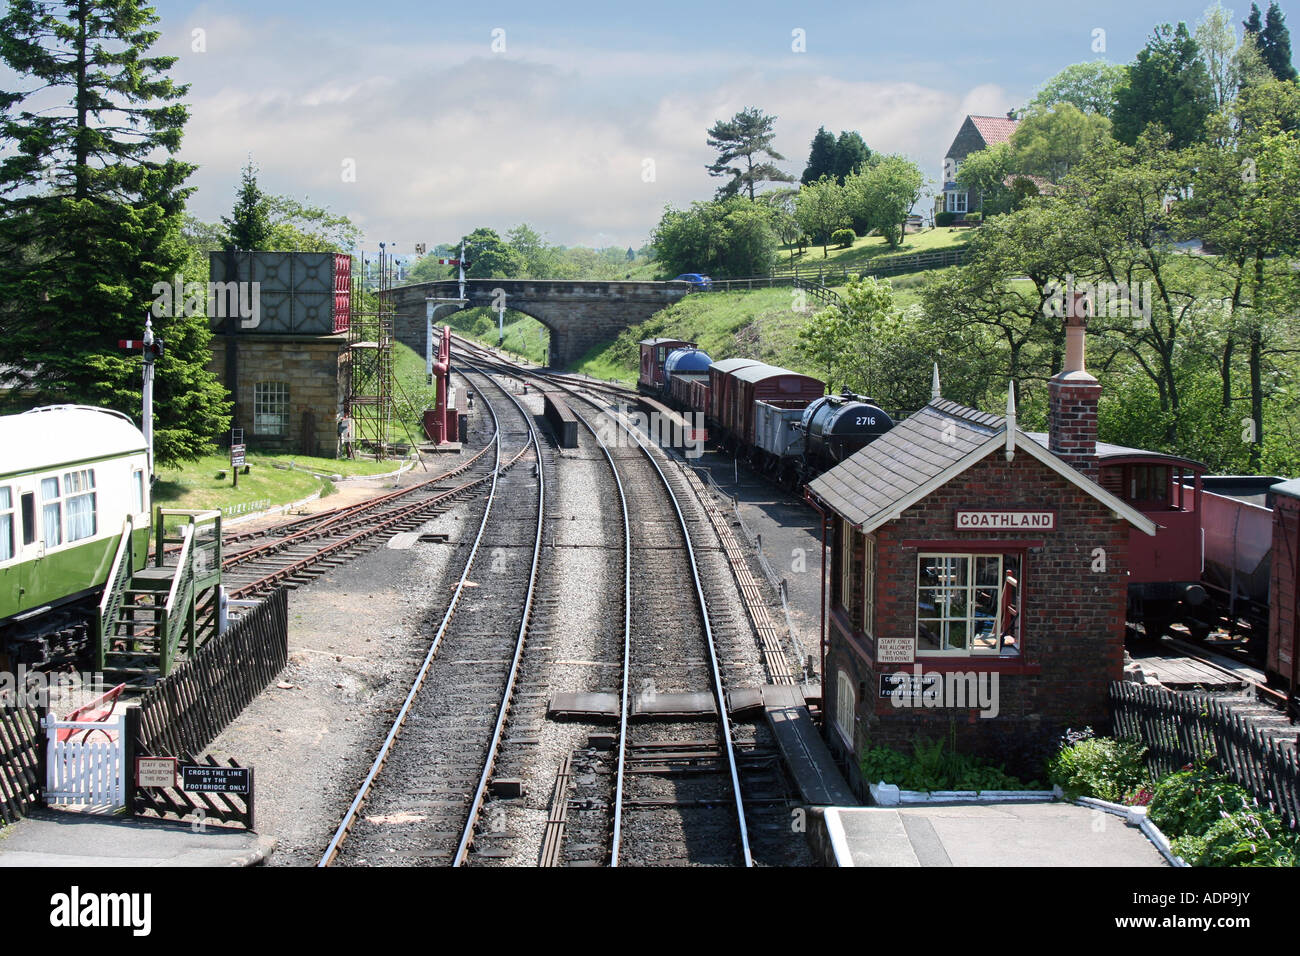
[{"xmin": 955, "ymin": 510, "xmax": 1056, "ymax": 531}]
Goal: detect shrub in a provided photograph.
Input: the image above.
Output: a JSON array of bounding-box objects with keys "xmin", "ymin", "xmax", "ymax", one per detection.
[
  {"xmin": 831, "ymin": 228, "xmax": 856, "ymax": 249},
  {"xmin": 1047, "ymin": 728, "xmax": 1148, "ymax": 802},
  {"xmin": 935, "ymin": 211, "xmax": 956, "ymax": 227},
  {"xmin": 860, "ymin": 736, "xmax": 1032, "ymax": 793},
  {"xmin": 1148, "ymin": 765, "xmax": 1251, "ymax": 839},
  {"xmin": 965, "ymin": 211, "xmax": 983, "ymax": 224},
  {"xmin": 1192, "ymin": 806, "xmax": 1299, "ymax": 867}
]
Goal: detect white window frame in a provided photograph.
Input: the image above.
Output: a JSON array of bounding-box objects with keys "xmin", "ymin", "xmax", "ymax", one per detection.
[
  {"xmin": 916, "ymin": 552, "xmax": 1021, "ymax": 658},
  {"xmin": 945, "ymin": 190, "xmax": 968, "ymax": 214},
  {"xmin": 838, "ymin": 518, "xmax": 854, "ymax": 615},
  {"xmin": 254, "ymin": 382, "xmax": 290, "ymax": 437},
  {"xmin": 133, "ymin": 468, "xmax": 146, "ymax": 516},
  {"xmin": 63, "ymin": 468, "xmax": 97, "ymax": 543},
  {"xmin": 41, "ymin": 475, "xmax": 62, "ymax": 548},
  {"xmin": 835, "ymin": 669, "xmax": 856, "ymax": 749},
  {"xmin": 0, "ymin": 486, "xmax": 14, "ymax": 563}
]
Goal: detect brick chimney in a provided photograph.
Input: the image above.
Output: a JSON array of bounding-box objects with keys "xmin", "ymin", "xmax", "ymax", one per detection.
[{"xmin": 1048, "ymin": 293, "xmax": 1100, "ymax": 480}]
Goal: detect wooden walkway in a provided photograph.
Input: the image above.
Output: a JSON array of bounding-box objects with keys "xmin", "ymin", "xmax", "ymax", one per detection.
[{"xmin": 763, "ymin": 685, "xmax": 859, "ymax": 807}]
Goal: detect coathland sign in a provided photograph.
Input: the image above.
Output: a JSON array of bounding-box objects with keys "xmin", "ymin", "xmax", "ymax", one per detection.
[{"xmin": 955, "ymin": 510, "xmax": 1056, "ymax": 530}]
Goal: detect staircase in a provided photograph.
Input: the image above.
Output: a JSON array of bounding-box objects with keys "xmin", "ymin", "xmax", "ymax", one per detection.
[{"xmin": 96, "ymin": 509, "xmax": 223, "ymax": 687}]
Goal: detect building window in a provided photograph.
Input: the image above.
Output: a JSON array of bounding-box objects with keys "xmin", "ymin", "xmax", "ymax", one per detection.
[
  {"xmin": 0, "ymin": 487, "xmax": 12, "ymax": 561},
  {"xmin": 945, "ymin": 191, "xmax": 968, "ymax": 214},
  {"xmin": 835, "ymin": 669, "xmax": 856, "ymax": 748},
  {"xmin": 838, "ymin": 518, "xmax": 855, "ymax": 616},
  {"xmin": 916, "ymin": 553, "xmax": 1022, "ymax": 656},
  {"xmin": 862, "ymin": 534, "xmax": 875, "ymax": 638},
  {"xmin": 254, "ymin": 382, "xmax": 290, "ymax": 436}
]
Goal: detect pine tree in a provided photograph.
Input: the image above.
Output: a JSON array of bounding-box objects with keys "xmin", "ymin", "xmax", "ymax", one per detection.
[
  {"xmin": 832, "ymin": 131, "xmax": 872, "ymax": 183},
  {"xmin": 0, "ymin": 0, "xmax": 230, "ymax": 464},
  {"xmin": 1113, "ymin": 22, "xmax": 1216, "ymax": 148},
  {"xmin": 222, "ymin": 158, "xmax": 272, "ymax": 251},
  {"xmin": 1244, "ymin": 2, "xmax": 1264, "ymax": 38},
  {"xmin": 801, "ymin": 126, "xmax": 837, "ymax": 185},
  {"xmin": 1261, "ymin": 1, "xmax": 1299, "ymax": 80},
  {"xmin": 706, "ymin": 107, "xmax": 795, "ymax": 200}
]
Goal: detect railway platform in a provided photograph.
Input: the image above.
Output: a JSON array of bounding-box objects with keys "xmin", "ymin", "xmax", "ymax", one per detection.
[
  {"xmin": 0, "ymin": 810, "xmax": 275, "ymax": 867},
  {"xmin": 810, "ymin": 803, "xmax": 1168, "ymax": 867}
]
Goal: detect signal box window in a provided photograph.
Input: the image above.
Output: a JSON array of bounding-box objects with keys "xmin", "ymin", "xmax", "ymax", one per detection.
[
  {"xmin": 917, "ymin": 553, "xmax": 1021, "ymax": 657},
  {"xmin": 835, "ymin": 669, "xmax": 856, "ymax": 748},
  {"xmin": 255, "ymin": 382, "xmax": 290, "ymax": 436}
]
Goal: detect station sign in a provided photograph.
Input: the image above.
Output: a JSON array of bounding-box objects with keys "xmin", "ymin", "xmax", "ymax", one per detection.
[
  {"xmin": 876, "ymin": 637, "xmax": 915, "ymax": 664},
  {"xmin": 181, "ymin": 764, "xmax": 251, "ymax": 794},
  {"xmin": 136, "ymin": 756, "xmax": 177, "ymax": 789},
  {"xmin": 955, "ymin": 510, "xmax": 1055, "ymax": 531},
  {"xmin": 230, "ymin": 443, "xmax": 246, "ymax": 468}
]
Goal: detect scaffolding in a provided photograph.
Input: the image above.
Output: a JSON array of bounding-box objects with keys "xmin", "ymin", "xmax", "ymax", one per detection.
[{"xmin": 345, "ymin": 249, "xmax": 395, "ymax": 458}]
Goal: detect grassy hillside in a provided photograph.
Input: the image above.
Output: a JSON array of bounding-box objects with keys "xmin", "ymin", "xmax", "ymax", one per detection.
[
  {"xmin": 776, "ymin": 226, "xmax": 970, "ymax": 273},
  {"xmin": 570, "ymin": 272, "xmax": 937, "ymax": 383}
]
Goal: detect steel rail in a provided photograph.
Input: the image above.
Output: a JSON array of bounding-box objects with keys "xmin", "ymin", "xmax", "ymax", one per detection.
[
  {"xmin": 318, "ymin": 366, "xmax": 534, "ymax": 867},
  {"xmin": 466, "ymin": 343, "xmax": 752, "ymax": 867}
]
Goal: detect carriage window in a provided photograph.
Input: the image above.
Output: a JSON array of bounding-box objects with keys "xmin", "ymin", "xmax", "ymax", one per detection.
[
  {"xmin": 917, "ymin": 553, "xmax": 1021, "ymax": 657},
  {"xmin": 134, "ymin": 469, "xmax": 146, "ymax": 514},
  {"xmin": 0, "ymin": 487, "xmax": 13, "ymax": 561},
  {"xmin": 41, "ymin": 476, "xmax": 62, "ymax": 547},
  {"xmin": 64, "ymin": 469, "xmax": 96, "ymax": 542},
  {"xmin": 255, "ymin": 382, "xmax": 290, "ymax": 436}
]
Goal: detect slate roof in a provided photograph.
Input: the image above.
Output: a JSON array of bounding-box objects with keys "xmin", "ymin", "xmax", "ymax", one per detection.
[
  {"xmin": 807, "ymin": 398, "xmax": 1158, "ymax": 535},
  {"xmin": 807, "ymin": 400, "xmax": 1001, "ymax": 529}
]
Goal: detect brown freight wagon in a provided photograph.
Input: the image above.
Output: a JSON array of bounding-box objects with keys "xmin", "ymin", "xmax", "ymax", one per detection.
[
  {"xmin": 730, "ymin": 363, "xmax": 825, "ymax": 449},
  {"xmin": 707, "ymin": 358, "xmax": 762, "ymax": 433},
  {"xmin": 639, "ymin": 338, "xmax": 694, "ymax": 392}
]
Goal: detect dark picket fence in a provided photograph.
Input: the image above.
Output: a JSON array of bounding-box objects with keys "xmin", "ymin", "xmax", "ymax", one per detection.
[
  {"xmin": 137, "ymin": 587, "xmax": 289, "ymax": 758},
  {"xmin": 0, "ymin": 705, "xmax": 43, "ymax": 824},
  {"xmin": 1109, "ymin": 681, "xmax": 1300, "ymax": 828}
]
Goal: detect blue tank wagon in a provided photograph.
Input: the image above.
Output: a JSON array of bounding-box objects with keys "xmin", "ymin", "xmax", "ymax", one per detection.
[{"xmin": 0, "ymin": 406, "xmax": 152, "ymax": 668}]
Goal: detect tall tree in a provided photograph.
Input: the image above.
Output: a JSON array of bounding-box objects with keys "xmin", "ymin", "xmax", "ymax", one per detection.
[
  {"xmin": 801, "ymin": 126, "xmax": 837, "ymax": 185},
  {"xmin": 1114, "ymin": 22, "xmax": 1216, "ymax": 149},
  {"xmin": 1197, "ymin": 2, "xmax": 1243, "ymax": 109},
  {"xmin": 1029, "ymin": 61, "xmax": 1129, "ymax": 117},
  {"xmin": 832, "ymin": 130, "xmax": 872, "ymax": 183},
  {"xmin": 1010, "ymin": 103, "xmax": 1113, "ymax": 181},
  {"xmin": 795, "ymin": 176, "xmax": 850, "ymax": 257},
  {"xmin": 0, "ymin": 0, "xmax": 229, "ymax": 463},
  {"xmin": 454, "ymin": 227, "xmax": 524, "ymax": 279},
  {"xmin": 845, "ymin": 155, "xmax": 925, "ymax": 248},
  {"xmin": 706, "ymin": 107, "xmax": 795, "ymax": 201},
  {"xmin": 1261, "ymin": 1, "xmax": 1299, "ymax": 80},
  {"xmin": 222, "ymin": 158, "xmax": 272, "ymax": 251}
]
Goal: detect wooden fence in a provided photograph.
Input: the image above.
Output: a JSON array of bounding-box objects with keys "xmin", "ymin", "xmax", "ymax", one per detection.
[
  {"xmin": 0, "ymin": 705, "xmax": 43, "ymax": 824},
  {"xmin": 137, "ymin": 587, "xmax": 289, "ymax": 758},
  {"xmin": 1109, "ymin": 681, "xmax": 1300, "ymax": 828}
]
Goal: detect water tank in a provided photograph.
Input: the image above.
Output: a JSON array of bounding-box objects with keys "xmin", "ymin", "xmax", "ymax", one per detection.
[
  {"xmin": 663, "ymin": 348, "xmax": 714, "ymax": 389},
  {"xmin": 802, "ymin": 393, "xmax": 894, "ymax": 468}
]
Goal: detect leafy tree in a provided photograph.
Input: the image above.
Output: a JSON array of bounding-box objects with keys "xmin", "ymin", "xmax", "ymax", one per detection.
[
  {"xmin": 955, "ymin": 142, "xmax": 1018, "ymax": 216},
  {"xmin": 222, "ymin": 158, "xmax": 272, "ymax": 251},
  {"xmin": 794, "ymin": 176, "xmax": 850, "ymax": 256},
  {"xmin": 506, "ymin": 223, "xmax": 560, "ymax": 278},
  {"xmin": 1198, "ymin": 2, "xmax": 1243, "ymax": 109},
  {"xmin": 801, "ymin": 126, "xmax": 837, "ymax": 185},
  {"xmin": 1029, "ymin": 61, "xmax": 1129, "ymax": 117},
  {"xmin": 0, "ymin": 0, "xmax": 229, "ymax": 463},
  {"xmin": 845, "ymin": 155, "xmax": 925, "ymax": 247},
  {"xmin": 1114, "ymin": 22, "xmax": 1216, "ymax": 149},
  {"xmin": 451, "ymin": 227, "xmax": 524, "ymax": 279},
  {"xmin": 706, "ymin": 107, "xmax": 795, "ymax": 201},
  {"xmin": 263, "ymin": 196, "xmax": 361, "ymax": 252},
  {"xmin": 832, "ymin": 131, "xmax": 872, "ymax": 183},
  {"xmin": 1010, "ymin": 103, "xmax": 1112, "ymax": 182},
  {"xmin": 651, "ymin": 198, "xmax": 778, "ymax": 277}
]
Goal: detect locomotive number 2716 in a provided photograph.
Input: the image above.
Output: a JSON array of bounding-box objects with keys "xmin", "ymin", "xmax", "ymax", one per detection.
[{"xmin": 856, "ymin": 416, "xmax": 877, "ymax": 426}]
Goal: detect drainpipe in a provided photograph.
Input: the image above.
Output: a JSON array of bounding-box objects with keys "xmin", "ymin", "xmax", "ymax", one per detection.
[{"xmin": 804, "ymin": 489, "xmax": 831, "ymax": 696}]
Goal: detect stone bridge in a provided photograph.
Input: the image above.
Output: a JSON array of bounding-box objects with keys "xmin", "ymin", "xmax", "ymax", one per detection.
[{"xmin": 390, "ymin": 279, "xmax": 692, "ymax": 367}]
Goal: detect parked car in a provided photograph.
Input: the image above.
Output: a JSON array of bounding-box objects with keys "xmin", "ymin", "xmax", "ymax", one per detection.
[{"xmin": 671, "ymin": 273, "xmax": 713, "ymax": 290}]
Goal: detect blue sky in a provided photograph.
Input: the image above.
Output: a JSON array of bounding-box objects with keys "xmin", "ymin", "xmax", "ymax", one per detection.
[{"xmin": 6, "ymin": 0, "xmax": 1263, "ymax": 250}]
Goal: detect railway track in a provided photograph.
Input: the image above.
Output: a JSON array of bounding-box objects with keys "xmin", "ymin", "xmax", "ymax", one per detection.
[
  {"xmin": 454, "ymin": 341, "xmax": 755, "ymax": 866},
  {"xmin": 219, "ymin": 379, "xmax": 502, "ymax": 600},
  {"xmin": 319, "ymin": 362, "xmax": 547, "ymax": 867}
]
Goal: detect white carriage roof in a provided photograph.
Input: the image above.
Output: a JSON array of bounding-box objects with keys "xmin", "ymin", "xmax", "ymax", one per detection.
[{"xmin": 0, "ymin": 406, "xmax": 147, "ymax": 477}]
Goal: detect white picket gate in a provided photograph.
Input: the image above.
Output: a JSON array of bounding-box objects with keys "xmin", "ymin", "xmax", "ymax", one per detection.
[{"xmin": 43, "ymin": 714, "xmax": 127, "ymax": 808}]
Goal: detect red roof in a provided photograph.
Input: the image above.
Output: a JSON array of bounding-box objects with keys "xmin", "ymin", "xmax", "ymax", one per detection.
[{"xmin": 969, "ymin": 114, "xmax": 1019, "ymax": 146}]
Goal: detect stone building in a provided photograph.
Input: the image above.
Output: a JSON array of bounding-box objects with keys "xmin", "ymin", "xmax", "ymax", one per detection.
[{"xmin": 940, "ymin": 113, "xmax": 1019, "ymax": 218}]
